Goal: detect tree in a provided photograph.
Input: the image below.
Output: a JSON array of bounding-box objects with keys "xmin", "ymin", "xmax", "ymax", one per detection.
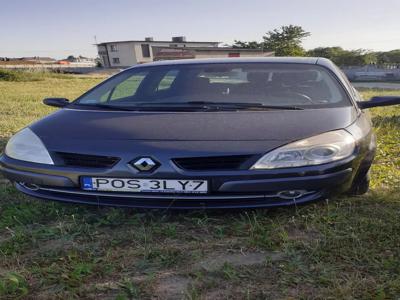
[
  {"xmin": 376, "ymin": 50, "xmax": 400, "ymax": 66},
  {"xmin": 66, "ymin": 55, "xmax": 76, "ymax": 62},
  {"xmin": 307, "ymin": 47, "xmax": 377, "ymax": 66},
  {"xmin": 262, "ymin": 25, "xmax": 310, "ymax": 56},
  {"xmin": 232, "ymin": 40, "xmax": 262, "ymax": 49},
  {"xmin": 362, "ymin": 52, "xmax": 378, "ymax": 65},
  {"xmin": 307, "ymin": 47, "xmax": 345, "ymax": 61},
  {"xmin": 233, "ymin": 25, "xmax": 310, "ymax": 56}
]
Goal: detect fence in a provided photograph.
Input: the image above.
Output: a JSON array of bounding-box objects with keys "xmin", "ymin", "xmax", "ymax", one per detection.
[{"xmin": 342, "ymin": 65, "xmax": 400, "ymax": 82}]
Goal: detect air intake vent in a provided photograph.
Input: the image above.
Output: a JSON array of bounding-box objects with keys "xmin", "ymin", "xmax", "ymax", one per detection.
[
  {"xmin": 173, "ymin": 155, "xmax": 253, "ymax": 171},
  {"xmin": 56, "ymin": 152, "xmax": 120, "ymax": 168}
]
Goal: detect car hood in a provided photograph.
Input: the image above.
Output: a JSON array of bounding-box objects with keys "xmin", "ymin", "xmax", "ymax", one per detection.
[{"xmin": 32, "ymin": 107, "xmax": 357, "ymax": 142}]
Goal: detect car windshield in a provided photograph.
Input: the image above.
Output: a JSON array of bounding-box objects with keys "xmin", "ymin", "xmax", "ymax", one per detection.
[{"xmin": 76, "ymin": 63, "xmax": 350, "ymax": 110}]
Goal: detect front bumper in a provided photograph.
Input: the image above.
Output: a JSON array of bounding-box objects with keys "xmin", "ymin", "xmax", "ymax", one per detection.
[{"xmin": 1, "ymin": 154, "xmax": 356, "ymax": 209}]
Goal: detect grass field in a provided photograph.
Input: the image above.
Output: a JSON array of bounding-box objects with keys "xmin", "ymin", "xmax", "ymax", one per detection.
[{"xmin": 0, "ymin": 72, "xmax": 399, "ymax": 299}]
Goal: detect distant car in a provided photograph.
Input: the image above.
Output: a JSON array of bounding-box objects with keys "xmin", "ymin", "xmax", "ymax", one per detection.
[{"xmin": 1, "ymin": 58, "xmax": 399, "ymax": 209}]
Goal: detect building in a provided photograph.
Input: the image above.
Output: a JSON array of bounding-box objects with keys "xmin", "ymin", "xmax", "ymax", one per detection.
[
  {"xmin": 96, "ymin": 36, "xmax": 273, "ymax": 68},
  {"xmin": 152, "ymin": 46, "xmax": 272, "ymax": 61}
]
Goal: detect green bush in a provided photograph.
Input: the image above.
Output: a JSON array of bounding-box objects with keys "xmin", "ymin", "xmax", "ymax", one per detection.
[{"xmin": 0, "ymin": 69, "xmax": 72, "ymax": 82}]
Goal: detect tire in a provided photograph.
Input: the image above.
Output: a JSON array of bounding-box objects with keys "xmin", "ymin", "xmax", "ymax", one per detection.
[{"xmin": 348, "ymin": 171, "xmax": 370, "ymax": 196}]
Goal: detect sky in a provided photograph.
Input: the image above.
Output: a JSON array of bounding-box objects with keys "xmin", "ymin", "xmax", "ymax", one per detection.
[{"xmin": 1, "ymin": 0, "xmax": 399, "ymax": 59}]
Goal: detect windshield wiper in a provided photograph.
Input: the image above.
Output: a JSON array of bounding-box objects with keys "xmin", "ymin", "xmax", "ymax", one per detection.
[
  {"xmin": 134, "ymin": 101, "xmax": 304, "ymax": 110},
  {"xmin": 184, "ymin": 101, "xmax": 305, "ymax": 110},
  {"xmin": 74, "ymin": 102, "xmax": 211, "ymax": 112},
  {"xmin": 74, "ymin": 101, "xmax": 304, "ymax": 111},
  {"xmin": 74, "ymin": 103, "xmax": 140, "ymax": 111}
]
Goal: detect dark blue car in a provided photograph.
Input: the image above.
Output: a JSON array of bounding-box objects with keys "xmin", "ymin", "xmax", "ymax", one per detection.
[{"xmin": 1, "ymin": 58, "xmax": 399, "ymax": 209}]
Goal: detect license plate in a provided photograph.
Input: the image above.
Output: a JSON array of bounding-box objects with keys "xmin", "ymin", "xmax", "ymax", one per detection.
[{"xmin": 81, "ymin": 177, "xmax": 208, "ymax": 194}]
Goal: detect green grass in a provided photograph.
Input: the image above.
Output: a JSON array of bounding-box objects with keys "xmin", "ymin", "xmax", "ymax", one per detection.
[
  {"xmin": 0, "ymin": 74, "xmax": 399, "ymax": 299},
  {"xmin": 0, "ymin": 72, "xmax": 102, "ymax": 146},
  {"xmin": 0, "ymin": 69, "xmax": 73, "ymax": 82}
]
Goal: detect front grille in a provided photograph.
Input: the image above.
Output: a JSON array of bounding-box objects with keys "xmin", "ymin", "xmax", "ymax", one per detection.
[
  {"xmin": 172, "ymin": 155, "xmax": 253, "ymax": 171},
  {"xmin": 56, "ymin": 152, "xmax": 120, "ymax": 168}
]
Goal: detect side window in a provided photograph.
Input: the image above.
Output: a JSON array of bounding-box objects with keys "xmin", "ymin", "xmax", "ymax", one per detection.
[
  {"xmin": 157, "ymin": 70, "xmax": 179, "ymax": 91},
  {"xmin": 103, "ymin": 72, "xmax": 148, "ymax": 101}
]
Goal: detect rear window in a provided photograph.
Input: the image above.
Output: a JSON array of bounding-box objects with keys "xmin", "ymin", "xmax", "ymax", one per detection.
[{"xmin": 77, "ymin": 63, "xmax": 350, "ymax": 108}]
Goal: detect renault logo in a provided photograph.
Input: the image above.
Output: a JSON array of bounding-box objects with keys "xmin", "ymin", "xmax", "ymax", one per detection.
[{"xmin": 131, "ymin": 157, "xmax": 159, "ymax": 172}]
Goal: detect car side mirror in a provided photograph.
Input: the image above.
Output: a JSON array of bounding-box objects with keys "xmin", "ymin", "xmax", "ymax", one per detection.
[
  {"xmin": 358, "ymin": 96, "xmax": 400, "ymax": 109},
  {"xmin": 43, "ymin": 98, "xmax": 70, "ymax": 108}
]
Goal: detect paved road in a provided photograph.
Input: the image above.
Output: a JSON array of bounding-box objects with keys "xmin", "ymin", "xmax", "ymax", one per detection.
[{"xmin": 352, "ymin": 82, "xmax": 400, "ymax": 90}]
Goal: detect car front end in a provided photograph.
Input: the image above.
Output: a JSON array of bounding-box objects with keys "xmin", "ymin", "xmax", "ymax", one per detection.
[
  {"xmin": 0, "ymin": 109, "xmax": 375, "ymax": 209},
  {"xmin": 0, "ymin": 58, "xmax": 384, "ymax": 209}
]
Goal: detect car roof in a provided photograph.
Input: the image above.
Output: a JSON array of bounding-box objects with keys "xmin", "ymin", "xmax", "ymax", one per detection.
[{"xmin": 130, "ymin": 57, "xmax": 327, "ymax": 68}]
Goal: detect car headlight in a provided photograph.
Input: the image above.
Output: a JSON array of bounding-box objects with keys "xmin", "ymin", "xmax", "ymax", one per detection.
[
  {"xmin": 5, "ymin": 128, "xmax": 54, "ymax": 165},
  {"xmin": 251, "ymin": 130, "xmax": 355, "ymax": 170}
]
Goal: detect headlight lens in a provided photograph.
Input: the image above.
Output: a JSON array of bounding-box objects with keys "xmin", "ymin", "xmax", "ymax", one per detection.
[
  {"xmin": 5, "ymin": 128, "xmax": 54, "ymax": 165},
  {"xmin": 251, "ymin": 130, "xmax": 355, "ymax": 169}
]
